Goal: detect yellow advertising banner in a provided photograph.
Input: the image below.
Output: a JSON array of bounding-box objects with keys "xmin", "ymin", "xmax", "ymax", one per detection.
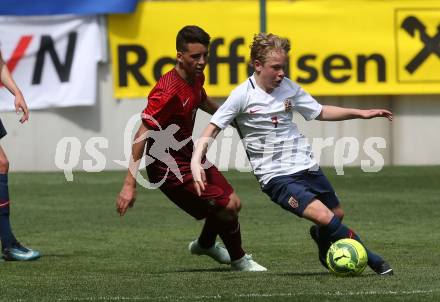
[
  {"xmin": 270, "ymin": 1, "xmax": 440, "ymax": 95},
  {"xmin": 108, "ymin": 0, "xmax": 440, "ymax": 98}
]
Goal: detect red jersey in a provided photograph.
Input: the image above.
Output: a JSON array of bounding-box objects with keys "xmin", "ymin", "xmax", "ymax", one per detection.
[{"xmin": 141, "ymin": 68, "xmax": 207, "ymax": 186}]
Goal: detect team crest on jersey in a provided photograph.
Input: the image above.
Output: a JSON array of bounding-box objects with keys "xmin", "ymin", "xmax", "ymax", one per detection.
[
  {"xmin": 284, "ymin": 98, "xmax": 293, "ymax": 112},
  {"xmin": 271, "ymin": 116, "xmax": 278, "ymax": 128},
  {"xmin": 288, "ymin": 196, "xmax": 299, "ymax": 208}
]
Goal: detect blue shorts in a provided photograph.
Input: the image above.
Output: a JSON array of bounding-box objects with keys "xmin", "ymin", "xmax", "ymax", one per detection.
[{"xmin": 262, "ymin": 168, "xmax": 340, "ymax": 217}]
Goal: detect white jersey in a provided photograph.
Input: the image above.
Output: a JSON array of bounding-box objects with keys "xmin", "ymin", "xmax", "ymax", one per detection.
[{"xmin": 210, "ymin": 75, "xmax": 322, "ymax": 187}]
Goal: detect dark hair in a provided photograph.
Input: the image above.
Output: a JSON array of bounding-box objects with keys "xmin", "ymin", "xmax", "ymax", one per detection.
[{"xmin": 176, "ymin": 25, "xmax": 210, "ymax": 52}]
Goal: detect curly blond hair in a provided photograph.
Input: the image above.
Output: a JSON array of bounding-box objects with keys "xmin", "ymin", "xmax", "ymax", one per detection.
[{"xmin": 250, "ymin": 33, "xmax": 290, "ymax": 65}]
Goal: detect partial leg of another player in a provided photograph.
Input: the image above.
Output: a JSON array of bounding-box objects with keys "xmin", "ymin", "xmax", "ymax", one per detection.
[
  {"xmin": 190, "ymin": 192, "xmax": 266, "ymax": 271},
  {"xmin": 189, "ymin": 194, "xmax": 242, "ymax": 265},
  {"xmin": 217, "ymin": 194, "xmax": 266, "ymax": 272},
  {"xmin": 0, "ymin": 146, "xmax": 40, "ymax": 261},
  {"xmin": 189, "ymin": 213, "xmax": 231, "ymax": 264},
  {"xmin": 185, "ymin": 167, "xmax": 266, "ymax": 271}
]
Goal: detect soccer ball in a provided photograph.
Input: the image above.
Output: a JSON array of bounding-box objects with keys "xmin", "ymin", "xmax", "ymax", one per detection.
[{"xmin": 326, "ymin": 238, "xmax": 368, "ymax": 276}]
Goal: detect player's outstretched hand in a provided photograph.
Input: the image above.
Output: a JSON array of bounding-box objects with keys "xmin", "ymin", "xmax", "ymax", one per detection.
[
  {"xmin": 361, "ymin": 109, "xmax": 393, "ymax": 121},
  {"xmin": 117, "ymin": 185, "xmax": 136, "ymax": 216},
  {"xmin": 191, "ymin": 162, "xmax": 207, "ymax": 197},
  {"xmin": 14, "ymin": 93, "xmax": 29, "ymax": 123}
]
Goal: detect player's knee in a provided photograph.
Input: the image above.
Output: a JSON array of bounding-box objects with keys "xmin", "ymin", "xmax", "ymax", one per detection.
[
  {"xmin": 303, "ymin": 199, "xmax": 335, "ymax": 225},
  {"xmin": 228, "ymin": 194, "xmax": 241, "ymax": 213},
  {"xmin": 216, "ymin": 196, "xmax": 238, "ymax": 220},
  {"xmin": 216, "ymin": 207, "xmax": 238, "ymax": 221},
  {"xmin": 333, "ymin": 207, "xmax": 344, "ymax": 220},
  {"xmin": 314, "ymin": 209, "xmax": 334, "ymax": 226},
  {"xmin": 0, "ymin": 157, "xmax": 9, "ymax": 173}
]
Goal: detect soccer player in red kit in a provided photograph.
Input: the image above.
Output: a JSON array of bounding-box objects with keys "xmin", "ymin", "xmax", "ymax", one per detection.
[{"xmin": 116, "ymin": 26, "xmax": 266, "ymax": 271}]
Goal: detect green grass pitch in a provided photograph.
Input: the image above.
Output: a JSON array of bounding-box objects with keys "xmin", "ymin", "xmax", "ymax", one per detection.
[{"xmin": 1, "ymin": 166, "xmax": 439, "ymax": 301}]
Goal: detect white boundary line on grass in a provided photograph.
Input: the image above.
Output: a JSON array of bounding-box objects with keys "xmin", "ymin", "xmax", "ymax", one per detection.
[{"xmin": 54, "ymin": 289, "xmax": 438, "ymax": 301}]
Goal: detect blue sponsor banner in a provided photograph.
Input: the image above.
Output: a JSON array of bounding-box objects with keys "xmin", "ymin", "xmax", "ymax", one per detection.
[{"xmin": 0, "ymin": 0, "xmax": 139, "ymax": 16}]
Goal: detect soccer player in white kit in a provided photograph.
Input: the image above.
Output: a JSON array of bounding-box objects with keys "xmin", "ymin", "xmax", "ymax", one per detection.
[{"xmin": 191, "ymin": 33, "xmax": 393, "ymax": 275}]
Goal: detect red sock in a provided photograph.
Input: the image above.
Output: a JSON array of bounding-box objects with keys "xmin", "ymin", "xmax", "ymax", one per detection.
[
  {"xmin": 218, "ymin": 217, "xmax": 245, "ymax": 261},
  {"xmin": 197, "ymin": 215, "xmax": 218, "ymax": 248}
]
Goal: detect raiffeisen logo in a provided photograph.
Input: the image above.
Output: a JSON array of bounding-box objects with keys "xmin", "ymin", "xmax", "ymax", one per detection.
[
  {"xmin": 116, "ymin": 37, "xmax": 388, "ymax": 90},
  {"xmin": 396, "ymin": 9, "xmax": 440, "ymax": 82}
]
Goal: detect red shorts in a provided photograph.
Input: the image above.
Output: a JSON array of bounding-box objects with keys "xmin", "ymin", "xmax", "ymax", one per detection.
[{"xmin": 159, "ymin": 166, "xmax": 234, "ymax": 220}]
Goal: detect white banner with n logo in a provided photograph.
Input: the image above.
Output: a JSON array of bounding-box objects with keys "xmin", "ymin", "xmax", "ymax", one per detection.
[{"xmin": 0, "ymin": 16, "xmax": 103, "ymax": 110}]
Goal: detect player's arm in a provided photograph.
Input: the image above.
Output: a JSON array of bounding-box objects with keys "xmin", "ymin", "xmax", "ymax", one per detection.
[
  {"xmin": 116, "ymin": 123, "xmax": 149, "ymax": 216},
  {"xmin": 0, "ymin": 51, "xmax": 29, "ymax": 123},
  {"xmin": 316, "ymin": 105, "xmax": 392, "ymax": 121},
  {"xmin": 191, "ymin": 123, "xmax": 221, "ymax": 196},
  {"xmin": 199, "ymin": 97, "xmax": 219, "ymax": 115},
  {"xmin": 192, "ymin": 91, "xmax": 240, "ymax": 195},
  {"xmin": 200, "ymin": 97, "xmax": 243, "ymax": 133}
]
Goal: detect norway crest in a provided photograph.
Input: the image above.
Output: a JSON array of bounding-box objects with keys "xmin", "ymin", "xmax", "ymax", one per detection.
[
  {"xmin": 284, "ymin": 98, "xmax": 293, "ymax": 112},
  {"xmin": 288, "ymin": 196, "xmax": 299, "ymax": 208}
]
